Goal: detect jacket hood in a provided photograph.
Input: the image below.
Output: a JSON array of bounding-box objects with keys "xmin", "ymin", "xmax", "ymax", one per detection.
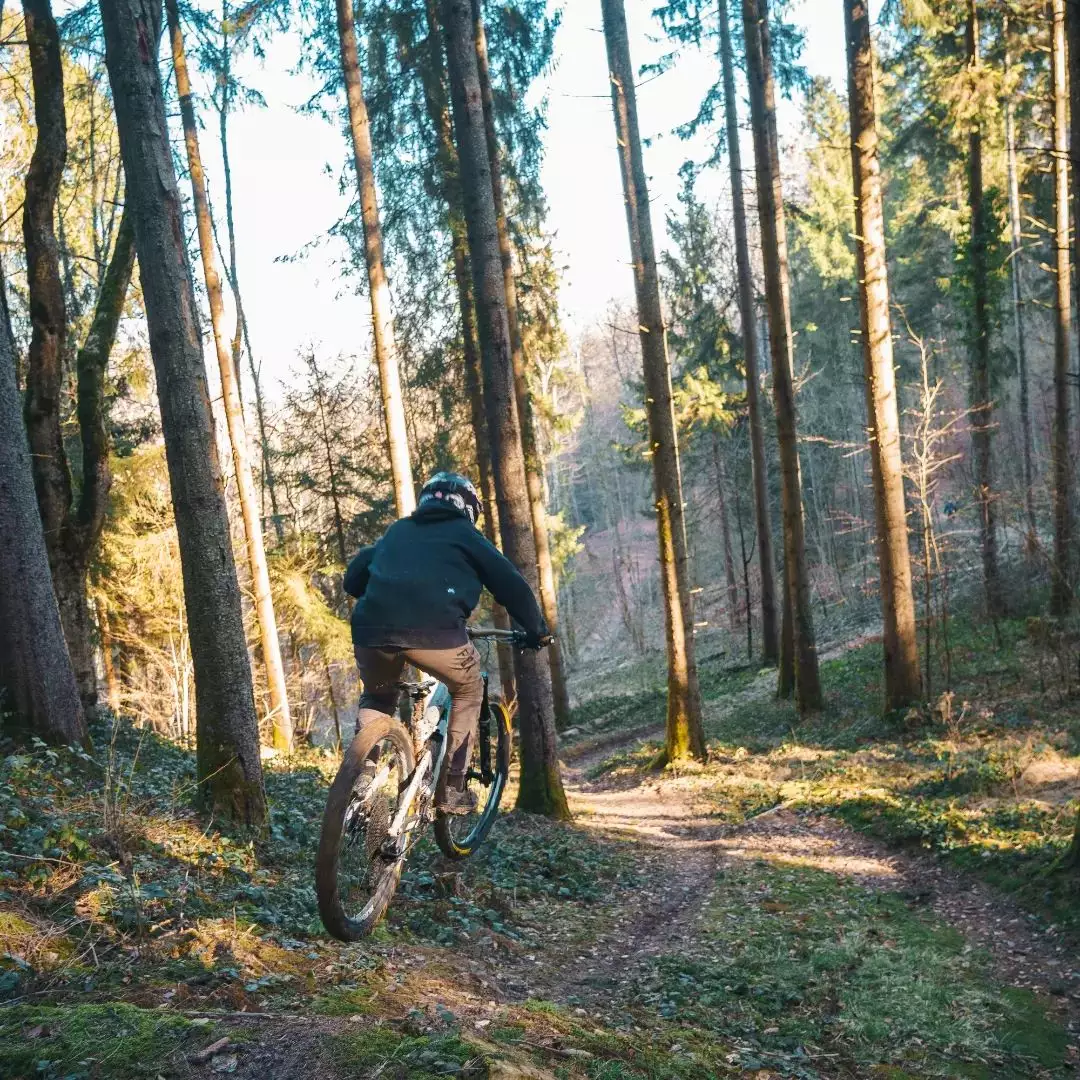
[{"xmin": 410, "ymin": 502, "xmax": 471, "ymax": 525}]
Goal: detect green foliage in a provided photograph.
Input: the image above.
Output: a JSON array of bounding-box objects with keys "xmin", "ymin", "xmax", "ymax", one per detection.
[
  {"xmin": 0, "ymin": 1004, "xmax": 211, "ymax": 1079},
  {"xmin": 331, "ymin": 1025, "xmax": 487, "ymax": 1078},
  {"xmin": 639, "ymin": 861, "xmax": 1068, "ymax": 1076}
]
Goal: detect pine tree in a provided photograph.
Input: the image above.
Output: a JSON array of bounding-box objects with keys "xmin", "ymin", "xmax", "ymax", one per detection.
[
  {"xmin": 1049, "ymin": 0, "xmax": 1073, "ymax": 614},
  {"xmin": 844, "ymin": 0, "xmax": 921, "ymax": 710},
  {"xmin": 335, "ymin": 0, "xmax": 416, "ymax": 518},
  {"xmin": 601, "ymin": 0, "xmax": 706, "ymax": 763},
  {"xmin": 717, "ymin": 0, "xmax": 779, "ymax": 665},
  {"xmin": 965, "ymin": 0, "xmax": 1002, "ymax": 617},
  {"xmin": 442, "ymin": 0, "xmax": 571, "ymax": 815},
  {"xmin": 741, "ymin": 0, "xmax": 822, "ymax": 711},
  {"xmin": 472, "ymin": 0, "xmax": 571, "ymax": 730}
]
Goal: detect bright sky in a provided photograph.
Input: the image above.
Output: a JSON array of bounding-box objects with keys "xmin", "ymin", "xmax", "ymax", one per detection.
[{"xmin": 213, "ymin": 0, "xmax": 852, "ymax": 397}]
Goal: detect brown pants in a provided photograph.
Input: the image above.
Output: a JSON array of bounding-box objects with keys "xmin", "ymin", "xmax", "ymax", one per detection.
[{"xmin": 353, "ymin": 643, "xmax": 484, "ymax": 781}]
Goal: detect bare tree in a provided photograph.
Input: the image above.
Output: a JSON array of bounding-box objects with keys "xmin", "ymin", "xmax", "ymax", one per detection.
[
  {"xmin": 844, "ymin": 0, "xmax": 921, "ymax": 709},
  {"xmin": 442, "ymin": 0, "xmax": 570, "ymax": 816},
  {"xmin": 601, "ymin": 0, "xmax": 706, "ymax": 762},
  {"xmin": 718, "ymin": 0, "xmax": 778, "ymax": 664},
  {"xmin": 100, "ymin": 0, "xmax": 266, "ymax": 824},
  {"xmin": 335, "ymin": 0, "xmax": 416, "ymax": 517},
  {"xmin": 742, "ymin": 0, "xmax": 822, "ymax": 710}
]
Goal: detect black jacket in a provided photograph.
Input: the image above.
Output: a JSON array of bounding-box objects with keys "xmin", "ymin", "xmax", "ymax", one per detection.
[{"xmin": 344, "ymin": 503, "xmax": 547, "ymax": 649}]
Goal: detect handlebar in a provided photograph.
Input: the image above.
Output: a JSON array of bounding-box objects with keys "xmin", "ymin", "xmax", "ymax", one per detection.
[{"xmin": 467, "ymin": 627, "xmax": 555, "ymax": 648}]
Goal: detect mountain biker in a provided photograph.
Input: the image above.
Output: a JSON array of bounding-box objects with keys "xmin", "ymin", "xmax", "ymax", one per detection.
[{"xmin": 343, "ymin": 471, "xmax": 549, "ymax": 815}]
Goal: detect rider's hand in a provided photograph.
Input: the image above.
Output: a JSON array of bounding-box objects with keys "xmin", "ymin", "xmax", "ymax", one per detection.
[{"xmin": 523, "ymin": 630, "xmax": 554, "ymax": 651}]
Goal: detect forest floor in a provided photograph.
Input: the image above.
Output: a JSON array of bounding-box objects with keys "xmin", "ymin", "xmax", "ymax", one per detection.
[{"xmin": 2, "ymin": 612, "xmax": 1080, "ymax": 1078}]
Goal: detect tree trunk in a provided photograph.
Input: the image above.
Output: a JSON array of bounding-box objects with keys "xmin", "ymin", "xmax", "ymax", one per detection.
[
  {"xmin": 1003, "ymin": 18, "xmax": 1036, "ymax": 551},
  {"xmin": 21, "ymin": 0, "xmax": 69, "ymax": 564},
  {"xmin": 22, "ymin": 0, "xmax": 136, "ymax": 713},
  {"xmin": 965, "ymin": 0, "xmax": 1002, "ymax": 617},
  {"xmin": 734, "ymin": 459, "xmax": 754, "ymax": 659},
  {"xmin": 442, "ymin": 0, "xmax": 570, "ymax": 817},
  {"xmin": 712, "ymin": 431, "xmax": 739, "ymax": 631},
  {"xmin": 21, "ymin": 0, "xmax": 82, "ymax": 689},
  {"xmin": 55, "ymin": 208, "xmax": 137, "ymax": 712},
  {"xmin": 1070, "ymin": 0, "xmax": 1080, "ymax": 443},
  {"xmin": 100, "ymin": 0, "xmax": 266, "ymax": 825},
  {"xmin": 1050, "ymin": 0, "xmax": 1074, "ymax": 615},
  {"xmin": 217, "ymin": 16, "xmax": 284, "ymax": 548},
  {"xmin": 95, "ymin": 593, "xmax": 122, "ymax": 713},
  {"xmin": 778, "ymin": 562, "xmax": 794, "ymax": 697},
  {"xmin": 718, "ymin": 0, "xmax": 778, "ymax": 664},
  {"xmin": 422, "ymin": 0, "xmax": 517, "ymax": 702},
  {"xmin": 471, "ymin": 0, "xmax": 572, "ymax": 731},
  {"xmin": 601, "ymin": 0, "xmax": 707, "ymax": 762},
  {"xmin": 844, "ymin": 0, "xmax": 921, "ymax": 710},
  {"xmin": 335, "ymin": 0, "xmax": 415, "ymax": 517},
  {"xmin": 742, "ymin": 0, "xmax": 822, "ymax": 711},
  {"xmin": 0, "ymin": 263, "xmax": 86, "ymax": 746},
  {"xmin": 167, "ymin": 0, "xmax": 293, "ymax": 751}
]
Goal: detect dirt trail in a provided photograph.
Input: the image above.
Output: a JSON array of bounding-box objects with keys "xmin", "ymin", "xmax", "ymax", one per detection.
[
  {"xmin": 508, "ymin": 649, "xmax": 1080, "ymax": 1045},
  {"xmin": 203, "ymin": 639, "xmax": 1079, "ymax": 1077}
]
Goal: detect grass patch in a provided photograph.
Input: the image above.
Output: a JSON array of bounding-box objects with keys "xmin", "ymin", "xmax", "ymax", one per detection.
[
  {"xmin": 0, "ymin": 1003, "xmax": 212, "ymax": 1079},
  {"xmin": 686, "ymin": 612, "xmax": 1080, "ymax": 934},
  {"xmin": 638, "ymin": 859, "xmax": 1070, "ymax": 1077},
  {"xmin": 330, "ymin": 1025, "xmax": 488, "ymax": 1078}
]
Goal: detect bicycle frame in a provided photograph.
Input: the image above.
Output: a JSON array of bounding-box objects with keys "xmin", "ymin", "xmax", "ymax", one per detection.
[{"xmin": 383, "ymin": 670, "xmax": 493, "ymax": 845}]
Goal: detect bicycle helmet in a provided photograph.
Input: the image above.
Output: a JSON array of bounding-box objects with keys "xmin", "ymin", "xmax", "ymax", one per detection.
[{"xmin": 418, "ymin": 471, "xmax": 484, "ymax": 526}]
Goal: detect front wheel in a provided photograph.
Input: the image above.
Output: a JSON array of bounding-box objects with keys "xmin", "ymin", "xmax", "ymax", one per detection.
[
  {"xmin": 316, "ymin": 717, "xmax": 418, "ymax": 941},
  {"xmin": 434, "ymin": 698, "xmax": 512, "ymax": 859}
]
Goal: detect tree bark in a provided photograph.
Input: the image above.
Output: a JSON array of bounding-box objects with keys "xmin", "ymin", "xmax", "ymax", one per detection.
[
  {"xmin": 601, "ymin": 0, "xmax": 707, "ymax": 762},
  {"xmin": 965, "ymin": 0, "xmax": 1002, "ymax": 617},
  {"xmin": 95, "ymin": 593, "xmax": 122, "ymax": 713},
  {"xmin": 742, "ymin": 0, "xmax": 822, "ymax": 710},
  {"xmin": 21, "ymin": 0, "xmax": 70, "ymax": 568},
  {"xmin": 471, "ymin": 0, "xmax": 572, "ymax": 731},
  {"xmin": 718, "ymin": 0, "xmax": 778, "ymax": 664},
  {"xmin": 844, "ymin": 0, "xmax": 921, "ymax": 710},
  {"xmin": 442, "ymin": 0, "xmax": 571, "ymax": 817},
  {"xmin": 1049, "ymin": 0, "xmax": 1073, "ymax": 615},
  {"xmin": 58, "ymin": 208, "xmax": 137, "ymax": 711},
  {"xmin": 22, "ymin": 0, "xmax": 137, "ymax": 713},
  {"xmin": 167, "ymin": 0, "xmax": 293, "ymax": 751},
  {"xmin": 335, "ymin": 0, "xmax": 415, "ymax": 518},
  {"xmin": 1070, "ymin": 0, "xmax": 1080, "ymax": 442},
  {"xmin": 1003, "ymin": 18, "xmax": 1036, "ymax": 551},
  {"xmin": 0, "ymin": 263, "xmax": 86, "ymax": 746},
  {"xmin": 422, "ymin": 0, "xmax": 517, "ymax": 701},
  {"xmin": 712, "ymin": 431, "xmax": 739, "ymax": 631},
  {"xmin": 100, "ymin": 0, "xmax": 266, "ymax": 825}
]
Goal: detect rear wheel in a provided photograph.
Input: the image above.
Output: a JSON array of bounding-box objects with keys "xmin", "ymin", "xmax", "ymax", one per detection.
[
  {"xmin": 434, "ymin": 698, "xmax": 512, "ymax": 859},
  {"xmin": 316, "ymin": 717, "xmax": 418, "ymax": 941}
]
